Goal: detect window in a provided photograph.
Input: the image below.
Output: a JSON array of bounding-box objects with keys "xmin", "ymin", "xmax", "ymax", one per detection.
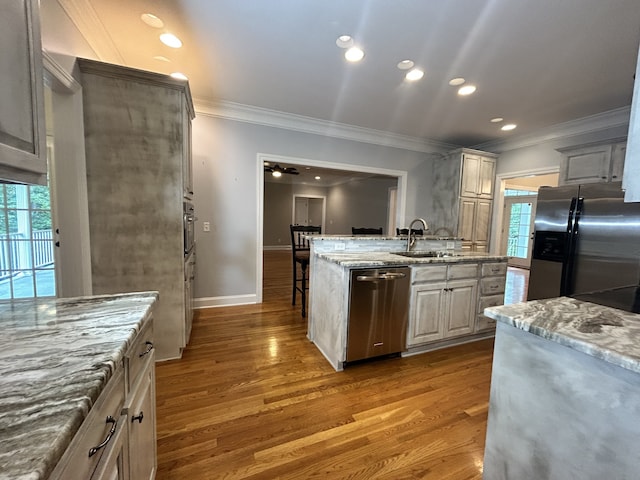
[{"xmin": 0, "ymin": 183, "xmax": 55, "ymax": 298}]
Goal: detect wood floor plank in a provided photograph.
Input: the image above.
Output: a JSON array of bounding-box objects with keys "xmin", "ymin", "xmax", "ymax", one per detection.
[{"xmin": 155, "ymin": 250, "xmax": 495, "ymax": 479}]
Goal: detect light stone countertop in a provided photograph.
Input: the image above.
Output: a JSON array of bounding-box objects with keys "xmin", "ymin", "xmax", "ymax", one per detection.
[
  {"xmin": 0, "ymin": 291, "xmax": 158, "ymax": 480},
  {"xmin": 315, "ymin": 251, "xmax": 508, "ymax": 268},
  {"xmin": 485, "ymin": 297, "xmax": 640, "ymax": 374},
  {"xmin": 308, "ymin": 234, "xmax": 461, "ymax": 241}
]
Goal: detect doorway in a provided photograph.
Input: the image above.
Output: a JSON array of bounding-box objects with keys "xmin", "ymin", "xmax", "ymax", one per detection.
[
  {"xmin": 293, "ymin": 195, "xmax": 326, "ymax": 228},
  {"xmin": 501, "ymin": 194, "xmax": 536, "ymax": 268}
]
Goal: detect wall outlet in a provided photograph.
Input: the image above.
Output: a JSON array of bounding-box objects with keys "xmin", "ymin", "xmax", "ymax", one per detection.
[
  {"xmin": 334, "ymin": 242, "xmax": 346, "ymax": 251},
  {"xmin": 447, "ymin": 241, "xmax": 455, "ymax": 249},
  {"xmin": 203, "ymin": 222, "xmax": 210, "ymax": 232}
]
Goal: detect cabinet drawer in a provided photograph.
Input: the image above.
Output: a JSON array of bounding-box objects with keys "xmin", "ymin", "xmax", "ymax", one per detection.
[
  {"xmin": 481, "ymin": 262, "xmax": 507, "ymax": 277},
  {"xmin": 447, "ymin": 263, "xmax": 478, "ymax": 280},
  {"xmin": 476, "ymin": 315, "xmax": 497, "ymax": 332},
  {"xmin": 480, "ymin": 277, "xmax": 505, "ymax": 295},
  {"xmin": 412, "ymin": 265, "xmax": 447, "ymax": 283},
  {"xmin": 479, "ymin": 293, "xmax": 505, "ymax": 311},
  {"xmin": 125, "ymin": 318, "xmax": 154, "ymax": 392},
  {"xmin": 49, "ymin": 369, "xmax": 125, "ymax": 480}
]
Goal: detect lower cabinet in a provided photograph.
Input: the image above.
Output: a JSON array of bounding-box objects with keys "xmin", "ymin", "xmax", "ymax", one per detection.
[
  {"xmin": 408, "ymin": 260, "xmax": 507, "ymax": 348},
  {"xmin": 408, "ymin": 264, "xmax": 478, "ymax": 346},
  {"xmin": 49, "ymin": 316, "xmax": 157, "ymax": 480}
]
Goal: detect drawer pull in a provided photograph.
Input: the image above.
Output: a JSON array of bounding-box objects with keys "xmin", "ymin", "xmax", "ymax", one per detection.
[
  {"xmin": 88, "ymin": 416, "xmax": 117, "ymax": 458},
  {"xmin": 132, "ymin": 411, "xmax": 144, "ymax": 424},
  {"xmin": 139, "ymin": 341, "xmax": 154, "ymax": 358}
]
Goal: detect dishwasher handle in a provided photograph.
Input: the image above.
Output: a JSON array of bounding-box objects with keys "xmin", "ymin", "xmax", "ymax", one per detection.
[{"xmin": 356, "ymin": 272, "xmax": 407, "ymax": 282}]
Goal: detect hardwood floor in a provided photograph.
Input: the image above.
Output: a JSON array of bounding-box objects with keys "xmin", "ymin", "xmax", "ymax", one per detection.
[{"xmin": 155, "ymin": 251, "xmax": 494, "ymax": 479}]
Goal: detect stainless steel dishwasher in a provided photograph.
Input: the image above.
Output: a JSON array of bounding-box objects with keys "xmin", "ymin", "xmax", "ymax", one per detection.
[{"xmin": 346, "ymin": 267, "xmax": 410, "ymax": 363}]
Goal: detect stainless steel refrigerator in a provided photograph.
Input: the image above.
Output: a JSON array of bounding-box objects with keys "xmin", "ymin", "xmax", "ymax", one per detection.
[{"xmin": 528, "ymin": 182, "xmax": 640, "ymax": 301}]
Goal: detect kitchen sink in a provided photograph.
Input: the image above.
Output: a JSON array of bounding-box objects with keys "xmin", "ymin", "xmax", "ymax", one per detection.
[{"xmin": 393, "ymin": 251, "xmax": 461, "ymax": 258}]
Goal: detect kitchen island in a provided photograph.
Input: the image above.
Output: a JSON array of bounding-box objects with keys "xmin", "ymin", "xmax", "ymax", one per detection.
[
  {"xmin": 0, "ymin": 291, "xmax": 158, "ymax": 480},
  {"xmin": 307, "ymin": 234, "xmax": 508, "ymax": 370},
  {"xmin": 482, "ymin": 297, "xmax": 640, "ymax": 479}
]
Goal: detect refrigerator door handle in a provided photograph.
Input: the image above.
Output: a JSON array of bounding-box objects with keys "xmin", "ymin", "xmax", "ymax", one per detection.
[{"xmin": 561, "ymin": 197, "xmax": 584, "ymax": 296}]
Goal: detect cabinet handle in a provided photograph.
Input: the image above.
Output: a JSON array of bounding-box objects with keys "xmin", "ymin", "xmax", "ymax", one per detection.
[
  {"xmin": 88, "ymin": 416, "xmax": 117, "ymax": 458},
  {"xmin": 612, "ymin": 175, "xmax": 618, "ymax": 179},
  {"xmin": 601, "ymin": 176, "xmax": 607, "ymax": 179},
  {"xmin": 131, "ymin": 411, "xmax": 144, "ymax": 424},
  {"xmin": 139, "ymin": 341, "xmax": 154, "ymax": 358}
]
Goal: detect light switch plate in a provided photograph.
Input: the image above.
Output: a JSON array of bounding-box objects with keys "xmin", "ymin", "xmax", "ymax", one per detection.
[{"xmin": 203, "ymin": 222, "xmax": 210, "ymax": 232}]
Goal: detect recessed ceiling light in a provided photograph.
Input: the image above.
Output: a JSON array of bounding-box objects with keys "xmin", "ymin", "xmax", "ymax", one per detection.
[
  {"xmin": 449, "ymin": 77, "xmax": 465, "ymax": 86},
  {"xmin": 336, "ymin": 35, "xmax": 354, "ymax": 48},
  {"xmin": 315, "ymin": 176, "xmax": 321, "ymax": 180},
  {"xmin": 345, "ymin": 47, "xmax": 365, "ymax": 62},
  {"xmin": 490, "ymin": 117, "xmax": 504, "ymax": 123},
  {"xmin": 170, "ymin": 72, "xmax": 188, "ymax": 81},
  {"xmin": 264, "ymin": 161, "xmax": 271, "ymax": 166},
  {"xmin": 405, "ymin": 68, "xmax": 424, "ymax": 81},
  {"xmin": 501, "ymin": 124, "xmax": 517, "ymax": 131},
  {"xmin": 160, "ymin": 33, "xmax": 182, "ymax": 48},
  {"xmin": 153, "ymin": 55, "xmax": 170, "ymax": 62},
  {"xmin": 458, "ymin": 85, "xmax": 477, "ymax": 95},
  {"xmin": 305, "ymin": 167, "xmax": 311, "ymax": 170},
  {"xmin": 397, "ymin": 60, "xmax": 414, "ymax": 70},
  {"xmin": 141, "ymin": 13, "xmax": 164, "ymax": 28}
]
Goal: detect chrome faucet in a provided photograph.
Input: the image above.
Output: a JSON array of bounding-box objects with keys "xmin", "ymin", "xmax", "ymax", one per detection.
[{"xmin": 407, "ymin": 218, "xmax": 428, "ymax": 252}]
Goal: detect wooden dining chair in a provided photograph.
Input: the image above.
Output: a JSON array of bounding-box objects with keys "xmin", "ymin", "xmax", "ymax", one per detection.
[
  {"xmin": 396, "ymin": 228, "xmax": 424, "ymax": 235},
  {"xmin": 351, "ymin": 227, "xmax": 383, "ymax": 234},
  {"xmin": 290, "ymin": 224, "xmax": 322, "ymax": 317}
]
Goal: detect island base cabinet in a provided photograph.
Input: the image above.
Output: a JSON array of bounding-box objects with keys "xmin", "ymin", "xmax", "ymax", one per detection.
[
  {"xmin": 48, "ymin": 369, "xmax": 126, "ymax": 480},
  {"xmin": 126, "ymin": 354, "xmax": 157, "ymax": 480},
  {"xmin": 90, "ymin": 413, "xmax": 128, "ymax": 480},
  {"xmin": 407, "ymin": 278, "xmax": 477, "ymax": 346}
]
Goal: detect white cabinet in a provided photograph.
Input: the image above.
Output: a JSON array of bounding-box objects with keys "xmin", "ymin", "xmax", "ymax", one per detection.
[
  {"xmin": 408, "ymin": 264, "xmax": 478, "ymax": 347},
  {"xmin": 78, "ymin": 58, "xmax": 195, "ymax": 361},
  {"xmin": 475, "ymin": 262, "xmax": 507, "ymax": 332},
  {"xmin": 458, "ymin": 197, "xmax": 492, "ymax": 252},
  {"xmin": 557, "ymin": 139, "xmax": 627, "ymax": 185},
  {"xmin": 0, "ymin": 0, "xmax": 47, "ymax": 185},
  {"xmin": 431, "ymin": 148, "xmax": 497, "ymax": 253},
  {"xmin": 460, "ymin": 153, "xmax": 496, "ymax": 199},
  {"xmin": 49, "ymin": 316, "xmax": 157, "ymax": 480}
]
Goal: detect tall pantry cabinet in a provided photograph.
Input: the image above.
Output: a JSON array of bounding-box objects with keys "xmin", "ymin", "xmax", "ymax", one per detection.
[
  {"xmin": 431, "ymin": 148, "xmax": 497, "ymax": 252},
  {"xmin": 77, "ymin": 59, "xmax": 195, "ymax": 361}
]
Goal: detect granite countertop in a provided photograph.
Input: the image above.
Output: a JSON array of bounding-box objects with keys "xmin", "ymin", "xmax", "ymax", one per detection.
[
  {"xmin": 485, "ymin": 297, "xmax": 640, "ymax": 374},
  {"xmin": 308, "ymin": 234, "xmax": 461, "ymax": 241},
  {"xmin": 0, "ymin": 291, "xmax": 158, "ymax": 480},
  {"xmin": 316, "ymin": 251, "xmax": 507, "ymax": 267}
]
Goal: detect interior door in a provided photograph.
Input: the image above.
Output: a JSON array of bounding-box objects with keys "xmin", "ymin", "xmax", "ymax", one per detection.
[
  {"xmin": 293, "ymin": 197, "xmax": 309, "ymax": 225},
  {"xmin": 502, "ymin": 196, "xmax": 536, "ymax": 268}
]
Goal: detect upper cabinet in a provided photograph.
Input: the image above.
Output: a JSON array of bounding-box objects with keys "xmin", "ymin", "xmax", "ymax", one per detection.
[
  {"xmin": 557, "ymin": 138, "xmax": 627, "ymax": 185},
  {"xmin": 460, "ymin": 153, "xmax": 496, "ymax": 199},
  {"xmin": 0, "ymin": 0, "xmax": 47, "ymax": 185}
]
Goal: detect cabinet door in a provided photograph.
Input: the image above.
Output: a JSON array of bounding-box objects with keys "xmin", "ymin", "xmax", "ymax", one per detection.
[
  {"xmin": 443, "ymin": 279, "xmax": 477, "ymax": 337},
  {"xmin": 473, "ymin": 199, "xmax": 492, "ymax": 244},
  {"xmin": 408, "ymin": 282, "xmax": 446, "ymax": 346},
  {"xmin": 127, "ymin": 357, "xmax": 157, "ymax": 480},
  {"xmin": 610, "ymin": 142, "xmax": 626, "ymax": 182},
  {"xmin": 478, "ymin": 157, "xmax": 495, "ymax": 198},
  {"xmin": 0, "ymin": 0, "xmax": 47, "ymax": 184},
  {"xmin": 559, "ymin": 145, "xmax": 611, "ymax": 184},
  {"xmin": 458, "ymin": 198, "xmax": 476, "ymax": 242},
  {"xmin": 460, "ymin": 154, "xmax": 481, "ymax": 196}
]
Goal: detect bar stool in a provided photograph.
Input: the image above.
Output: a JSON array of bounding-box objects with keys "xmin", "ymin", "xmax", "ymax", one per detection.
[{"xmin": 290, "ymin": 224, "xmax": 321, "ymax": 317}]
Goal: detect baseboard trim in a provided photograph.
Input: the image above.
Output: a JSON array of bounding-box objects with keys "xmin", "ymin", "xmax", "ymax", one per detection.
[
  {"xmin": 263, "ymin": 245, "xmax": 291, "ymax": 251},
  {"xmin": 194, "ymin": 294, "xmax": 258, "ymax": 309}
]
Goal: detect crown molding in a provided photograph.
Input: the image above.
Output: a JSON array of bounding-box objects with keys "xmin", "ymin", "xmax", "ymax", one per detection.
[
  {"xmin": 56, "ymin": 0, "xmax": 124, "ymax": 64},
  {"xmin": 194, "ymin": 98, "xmax": 457, "ymax": 154},
  {"xmin": 42, "ymin": 51, "xmax": 81, "ymax": 92},
  {"xmin": 474, "ymin": 106, "xmax": 631, "ymax": 153}
]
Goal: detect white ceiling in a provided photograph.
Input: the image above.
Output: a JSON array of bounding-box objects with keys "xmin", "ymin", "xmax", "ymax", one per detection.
[{"xmin": 51, "ymin": 0, "xmax": 640, "ymax": 147}]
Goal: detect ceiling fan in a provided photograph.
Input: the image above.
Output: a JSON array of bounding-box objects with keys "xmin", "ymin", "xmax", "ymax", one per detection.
[{"xmin": 264, "ymin": 164, "xmax": 299, "ymax": 177}]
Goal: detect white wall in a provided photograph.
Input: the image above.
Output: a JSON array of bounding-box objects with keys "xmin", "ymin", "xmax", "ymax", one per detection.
[{"xmin": 192, "ymin": 114, "xmax": 435, "ymax": 306}]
